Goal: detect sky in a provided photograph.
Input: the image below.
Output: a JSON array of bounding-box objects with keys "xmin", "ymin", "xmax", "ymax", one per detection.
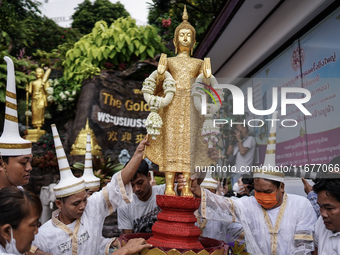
[{"xmin": 37, "ymin": 0, "xmax": 150, "ymax": 27}]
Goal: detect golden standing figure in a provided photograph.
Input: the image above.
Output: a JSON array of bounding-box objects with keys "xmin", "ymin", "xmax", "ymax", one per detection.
[
  {"xmin": 144, "ymin": 6, "xmax": 215, "ymax": 197},
  {"xmin": 28, "ymin": 68, "xmax": 51, "ymax": 129}
]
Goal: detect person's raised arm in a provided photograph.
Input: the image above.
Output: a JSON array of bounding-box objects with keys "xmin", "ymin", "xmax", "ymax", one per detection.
[{"xmin": 121, "ymin": 137, "xmax": 150, "ymax": 185}]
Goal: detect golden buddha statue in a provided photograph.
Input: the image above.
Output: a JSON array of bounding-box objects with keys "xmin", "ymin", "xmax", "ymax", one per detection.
[
  {"xmin": 144, "ymin": 6, "xmax": 215, "ymax": 197},
  {"xmin": 28, "ymin": 68, "xmax": 51, "ymax": 129},
  {"xmin": 26, "ymin": 67, "xmax": 51, "ymax": 142}
]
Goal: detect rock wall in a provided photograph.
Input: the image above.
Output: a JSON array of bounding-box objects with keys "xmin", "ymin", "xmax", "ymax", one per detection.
[{"xmin": 67, "ymin": 69, "xmax": 151, "ymax": 160}]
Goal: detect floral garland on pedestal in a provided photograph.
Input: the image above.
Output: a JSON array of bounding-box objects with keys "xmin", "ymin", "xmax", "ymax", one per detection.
[
  {"xmin": 191, "ymin": 74, "xmax": 224, "ymax": 148},
  {"xmin": 142, "ymin": 70, "xmax": 176, "ymax": 139}
]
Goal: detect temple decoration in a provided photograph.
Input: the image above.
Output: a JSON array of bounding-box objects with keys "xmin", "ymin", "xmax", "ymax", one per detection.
[
  {"xmin": 142, "ymin": 4, "xmax": 223, "ymax": 198},
  {"xmin": 70, "ymin": 119, "xmax": 102, "ymax": 156},
  {"xmin": 121, "ymin": 5, "xmax": 229, "ymax": 255},
  {"xmin": 26, "ymin": 67, "xmax": 51, "ymax": 142}
]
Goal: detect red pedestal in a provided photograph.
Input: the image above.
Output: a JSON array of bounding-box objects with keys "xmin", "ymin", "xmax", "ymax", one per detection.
[{"xmin": 147, "ymin": 195, "xmax": 203, "ymax": 249}]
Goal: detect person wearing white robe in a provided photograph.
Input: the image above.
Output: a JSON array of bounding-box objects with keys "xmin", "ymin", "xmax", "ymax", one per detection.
[
  {"xmin": 187, "ymin": 111, "xmax": 317, "ymax": 255},
  {"xmin": 198, "ymin": 180, "xmax": 316, "ymax": 254},
  {"xmin": 33, "ymin": 134, "xmax": 150, "ymax": 255}
]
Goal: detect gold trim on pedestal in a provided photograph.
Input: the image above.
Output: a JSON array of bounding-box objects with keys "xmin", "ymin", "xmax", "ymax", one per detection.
[{"xmin": 25, "ymin": 129, "xmax": 46, "ymax": 143}]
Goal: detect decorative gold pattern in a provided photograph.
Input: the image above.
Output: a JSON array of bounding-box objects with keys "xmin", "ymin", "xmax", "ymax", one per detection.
[
  {"xmin": 195, "ymin": 211, "xmax": 207, "ymax": 235},
  {"xmin": 144, "ymin": 56, "xmax": 214, "ymax": 174},
  {"xmin": 54, "ymin": 181, "xmax": 85, "ymax": 197},
  {"xmin": 262, "ymin": 193, "xmax": 288, "ymax": 255},
  {"xmin": 147, "ymin": 248, "xmax": 167, "ymax": 255},
  {"xmin": 52, "ymin": 210, "xmax": 81, "ymax": 255},
  {"xmin": 58, "ymin": 167, "xmax": 70, "ymax": 172},
  {"xmin": 182, "ymin": 251, "xmax": 197, "ymax": 255},
  {"xmin": 85, "ymin": 180, "xmax": 100, "ymax": 185},
  {"xmin": 0, "ymin": 143, "xmax": 31, "ymax": 149},
  {"xmin": 294, "ymin": 234, "xmax": 313, "ymax": 241},
  {"xmin": 56, "ymin": 145, "xmax": 63, "ymax": 150},
  {"xmin": 53, "ymin": 135, "xmax": 59, "ymax": 138},
  {"xmin": 268, "ymin": 140, "xmax": 276, "ymax": 144},
  {"xmin": 6, "ymin": 90, "xmax": 16, "ymax": 99},
  {"xmin": 167, "ymin": 249, "xmax": 182, "ymax": 255},
  {"xmin": 6, "ymin": 101, "xmax": 17, "ymax": 110},
  {"xmin": 117, "ymin": 171, "xmax": 131, "ymax": 204},
  {"xmin": 269, "ymin": 133, "xmax": 276, "ymax": 137},
  {"xmin": 103, "ymin": 186, "xmax": 114, "ymax": 214},
  {"xmin": 5, "ymin": 114, "xmax": 18, "ymax": 122},
  {"xmin": 201, "ymin": 188, "xmax": 207, "ymax": 218},
  {"xmin": 197, "ymin": 250, "xmax": 209, "ymax": 255},
  {"xmin": 229, "ymin": 198, "xmax": 236, "ymax": 223},
  {"xmin": 57, "ymin": 156, "xmax": 67, "ymax": 160},
  {"xmin": 266, "ymin": 149, "xmax": 276, "ymax": 154}
]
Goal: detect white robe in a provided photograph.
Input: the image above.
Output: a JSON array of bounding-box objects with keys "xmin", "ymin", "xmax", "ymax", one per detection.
[
  {"xmin": 33, "ymin": 172, "xmax": 132, "ymax": 255},
  {"xmin": 201, "ymin": 189, "xmax": 317, "ymax": 255}
]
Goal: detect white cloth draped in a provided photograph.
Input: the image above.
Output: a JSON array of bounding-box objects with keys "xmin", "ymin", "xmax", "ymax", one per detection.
[
  {"xmin": 33, "ymin": 172, "xmax": 132, "ymax": 255},
  {"xmin": 201, "ymin": 188, "xmax": 317, "ymax": 255}
]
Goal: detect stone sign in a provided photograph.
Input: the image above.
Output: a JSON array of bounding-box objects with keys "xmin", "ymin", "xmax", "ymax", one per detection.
[{"xmin": 70, "ymin": 69, "xmax": 150, "ymax": 159}]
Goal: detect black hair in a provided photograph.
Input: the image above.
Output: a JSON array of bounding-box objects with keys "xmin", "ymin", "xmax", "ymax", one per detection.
[
  {"xmin": 125, "ymin": 160, "xmax": 149, "ymax": 182},
  {"xmin": 0, "ymin": 156, "xmax": 9, "ymax": 164},
  {"xmin": 242, "ymin": 174, "xmax": 253, "ymax": 185},
  {"xmin": 313, "ymin": 177, "xmax": 340, "ymax": 203},
  {"xmin": 0, "ymin": 187, "xmax": 42, "ymax": 229}
]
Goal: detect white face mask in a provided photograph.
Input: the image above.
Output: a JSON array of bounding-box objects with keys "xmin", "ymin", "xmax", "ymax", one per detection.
[
  {"xmin": 5, "ymin": 227, "xmax": 24, "ymax": 255},
  {"xmin": 233, "ymin": 182, "xmax": 244, "ymax": 194}
]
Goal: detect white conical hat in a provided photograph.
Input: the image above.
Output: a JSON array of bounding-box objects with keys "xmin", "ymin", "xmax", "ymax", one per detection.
[
  {"xmin": 201, "ymin": 170, "xmax": 218, "ymax": 190},
  {"xmin": 253, "ymin": 111, "xmax": 284, "ymax": 182},
  {"xmin": 51, "ymin": 124, "xmax": 85, "ymax": 198},
  {"xmin": 82, "ymin": 132, "xmax": 100, "ymax": 189},
  {"xmin": 0, "ymin": 57, "xmax": 31, "ymax": 156}
]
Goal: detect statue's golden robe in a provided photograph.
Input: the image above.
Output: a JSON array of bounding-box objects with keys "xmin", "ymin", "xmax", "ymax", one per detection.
[
  {"xmin": 30, "ymin": 80, "xmax": 47, "ymax": 127},
  {"xmin": 145, "ymin": 56, "xmax": 214, "ymax": 173}
]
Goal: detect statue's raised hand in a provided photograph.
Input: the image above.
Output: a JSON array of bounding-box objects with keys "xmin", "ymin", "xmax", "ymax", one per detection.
[
  {"xmin": 203, "ymin": 57, "xmax": 212, "ymax": 79},
  {"xmin": 157, "ymin": 53, "xmax": 167, "ymax": 75}
]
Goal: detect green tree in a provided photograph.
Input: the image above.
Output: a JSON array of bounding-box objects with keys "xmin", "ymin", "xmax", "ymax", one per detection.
[
  {"xmin": 147, "ymin": 0, "xmax": 226, "ymax": 50},
  {"xmin": 63, "ymin": 17, "xmax": 171, "ymax": 86},
  {"xmin": 25, "ymin": 16, "xmax": 83, "ymax": 57},
  {"xmin": 72, "ymin": 0, "xmax": 130, "ymax": 35},
  {"xmin": 0, "ymin": 0, "xmax": 41, "ymax": 54}
]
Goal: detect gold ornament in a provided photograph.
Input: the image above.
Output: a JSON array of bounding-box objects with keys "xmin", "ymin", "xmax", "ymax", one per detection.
[
  {"xmin": 144, "ymin": 5, "xmax": 215, "ymax": 197},
  {"xmin": 70, "ymin": 119, "xmax": 102, "ymax": 156}
]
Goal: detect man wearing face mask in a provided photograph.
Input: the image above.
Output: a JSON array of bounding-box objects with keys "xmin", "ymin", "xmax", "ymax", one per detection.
[{"xmin": 184, "ymin": 112, "xmax": 317, "ymax": 254}]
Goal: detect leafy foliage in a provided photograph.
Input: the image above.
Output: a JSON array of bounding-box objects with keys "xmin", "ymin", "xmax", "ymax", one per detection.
[
  {"xmin": 0, "ymin": 0, "xmax": 41, "ymax": 54},
  {"xmin": 33, "ymin": 133, "xmax": 65, "ymax": 151},
  {"xmin": 72, "ymin": 0, "xmax": 130, "ymax": 35},
  {"xmin": 147, "ymin": 0, "xmax": 226, "ymax": 49},
  {"xmin": 31, "ymin": 151, "xmax": 58, "ymax": 173},
  {"xmin": 72, "ymin": 157, "xmax": 124, "ymax": 187},
  {"xmin": 0, "ymin": 52, "xmax": 37, "ymax": 102},
  {"xmin": 63, "ymin": 17, "xmax": 171, "ymax": 86},
  {"xmin": 46, "ymin": 77, "xmax": 80, "ymax": 114},
  {"xmin": 19, "ymin": 16, "xmax": 83, "ymax": 57}
]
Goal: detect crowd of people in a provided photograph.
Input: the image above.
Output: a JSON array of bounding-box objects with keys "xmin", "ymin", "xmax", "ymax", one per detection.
[{"xmin": 1, "ymin": 30, "xmax": 340, "ymax": 255}]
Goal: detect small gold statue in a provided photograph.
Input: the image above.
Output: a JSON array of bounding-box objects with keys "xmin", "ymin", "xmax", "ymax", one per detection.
[
  {"xmin": 28, "ymin": 68, "xmax": 51, "ymax": 129},
  {"xmin": 144, "ymin": 6, "xmax": 215, "ymax": 197},
  {"xmin": 25, "ymin": 68, "xmax": 51, "ymax": 142}
]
